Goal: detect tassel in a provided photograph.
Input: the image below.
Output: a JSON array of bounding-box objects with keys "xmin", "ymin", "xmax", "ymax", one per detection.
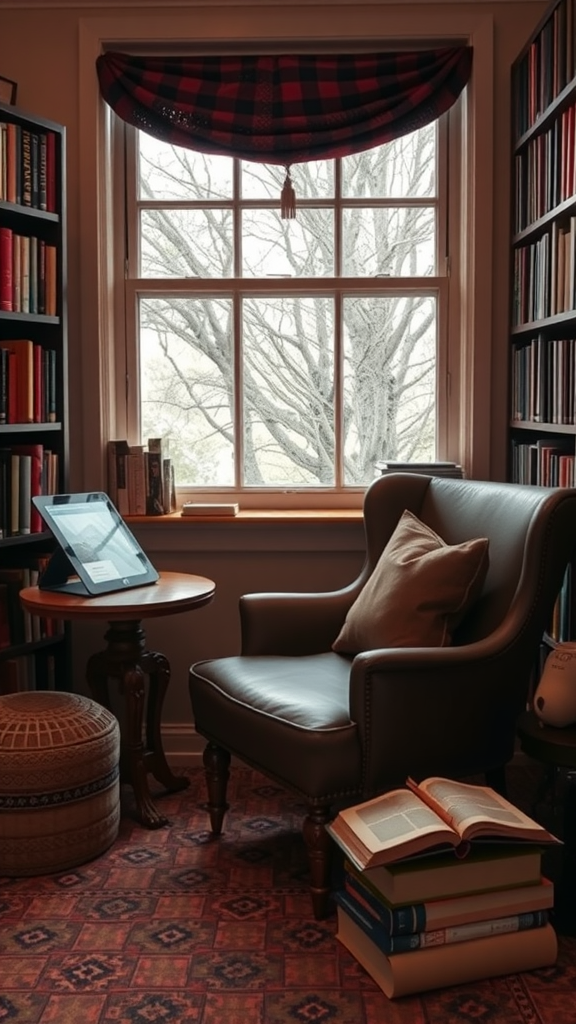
[{"xmin": 280, "ymin": 166, "xmax": 296, "ymax": 219}]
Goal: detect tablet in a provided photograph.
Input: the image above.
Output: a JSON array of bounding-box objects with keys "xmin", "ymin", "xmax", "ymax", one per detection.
[{"xmin": 33, "ymin": 492, "xmax": 160, "ymax": 596}]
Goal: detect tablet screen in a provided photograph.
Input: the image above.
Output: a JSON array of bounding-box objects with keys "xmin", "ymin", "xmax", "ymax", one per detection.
[{"xmin": 33, "ymin": 492, "xmax": 159, "ymax": 594}]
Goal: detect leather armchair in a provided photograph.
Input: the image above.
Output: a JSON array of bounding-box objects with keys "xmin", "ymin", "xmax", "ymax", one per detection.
[{"xmin": 189, "ymin": 475, "xmax": 576, "ymax": 918}]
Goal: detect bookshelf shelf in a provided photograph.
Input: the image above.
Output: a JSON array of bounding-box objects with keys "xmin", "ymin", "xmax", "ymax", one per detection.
[{"xmin": 0, "ymin": 100, "xmax": 70, "ymax": 692}]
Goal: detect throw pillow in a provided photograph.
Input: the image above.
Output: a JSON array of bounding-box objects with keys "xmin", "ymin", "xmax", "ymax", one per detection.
[{"xmin": 332, "ymin": 509, "xmax": 489, "ymax": 654}]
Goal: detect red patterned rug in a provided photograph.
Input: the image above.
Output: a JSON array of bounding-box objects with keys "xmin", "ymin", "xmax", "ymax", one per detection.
[{"xmin": 1, "ymin": 764, "xmax": 575, "ymax": 1023}]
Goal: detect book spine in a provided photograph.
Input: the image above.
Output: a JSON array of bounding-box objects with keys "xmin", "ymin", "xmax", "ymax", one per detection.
[
  {"xmin": 30, "ymin": 133, "xmax": 39, "ymax": 209},
  {"xmin": 18, "ymin": 455, "xmax": 32, "ymax": 535},
  {"xmin": 0, "ymin": 348, "xmax": 7, "ymax": 425},
  {"xmin": 0, "ymin": 225, "xmax": 13, "ymax": 311},
  {"xmin": 45, "ymin": 131, "xmax": 56, "ymax": 213},
  {"xmin": 11, "ymin": 232, "xmax": 21, "ymax": 312},
  {"xmin": 39, "ymin": 132, "xmax": 47, "ymax": 211},
  {"xmin": 336, "ymin": 888, "xmax": 548, "ymax": 955},
  {"xmin": 10, "ymin": 453, "xmax": 19, "ymax": 535},
  {"xmin": 128, "ymin": 446, "xmax": 147, "ymax": 515},
  {"xmin": 33, "ymin": 344, "xmax": 42, "ymax": 423},
  {"xmin": 146, "ymin": 449, "xmax": 165, "ymax": 515},
  {"xmin": 334, "ymin": 890, "xmax": 420, "ymax": 954},
  {"xmin": 21, "ymin": 128, "xmax": 32, "ymax": 206},
  {"xmin": 344, "ymin": 873, "xmax": 425, "ymax": 935}
]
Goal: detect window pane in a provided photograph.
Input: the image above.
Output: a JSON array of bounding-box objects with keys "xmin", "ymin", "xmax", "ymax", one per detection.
[
  {"xmin": 342, "ymin": 125, "xmax": 436, "ymax": 198},
  {"xmin": 242, "ymin": 296, "xmax": 334, "ymax": 485},
  {"xmin": 342, "ymin": 295, "xmax": 436, "ymax": 485},
  {"xmin": 140, "ymin": 210, "xmax": 233, "ymax": 277},
  {"xmin": 241, "ymin": 159, "xmax": 334, "ymax": 199},
  {"xmin": 138, "ymin": 135, "xmax": 232, "ymax": 200},
  {"xmin": 342, "ymin": 207, "xmax": 436, "ymax": 277},
  {"xmin": 242, "ymin": 210, "xmax": 334, "ymax": 277},
  {"xmin": 139, "ymin": 296, "xmax": 234, "ymax": 485}
]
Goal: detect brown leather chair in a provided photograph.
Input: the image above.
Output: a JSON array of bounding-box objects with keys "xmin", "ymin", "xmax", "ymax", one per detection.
[{"xmin": 189, "ymin": 475, "xmax": 576, "ymax": 918}]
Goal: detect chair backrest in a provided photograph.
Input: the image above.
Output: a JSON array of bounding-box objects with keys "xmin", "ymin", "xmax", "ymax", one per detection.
[{"xmin": 362, "ymin": 473, "xmax": 576, "ymax": 650}]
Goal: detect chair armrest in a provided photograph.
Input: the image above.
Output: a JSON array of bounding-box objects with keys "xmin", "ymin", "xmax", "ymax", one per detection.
[
  {"xmin": 240, "ymin": 588, "xmax": 356, "ymax": 655},
  {"xmin": 348, "ymin": 639, "xmax": 531, "ymax": 789}
]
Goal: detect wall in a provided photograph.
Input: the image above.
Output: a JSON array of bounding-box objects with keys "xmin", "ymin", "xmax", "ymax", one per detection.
[{"xmin": 0, "ymin": 0, "xmax": 546, "ymax": 761}]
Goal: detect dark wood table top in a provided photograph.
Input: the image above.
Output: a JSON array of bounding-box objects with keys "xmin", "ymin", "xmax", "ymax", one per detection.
[{"xmin": 19, "ymin": 570, "xmax": 216, "ymax": 622}]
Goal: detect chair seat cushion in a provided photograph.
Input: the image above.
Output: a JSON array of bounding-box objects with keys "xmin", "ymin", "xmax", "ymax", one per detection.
[
  {"xmin": 332, "ymin": 509, "xmax": 489, "ymax": 654},
  {"xmin": 190, "ymin": 652, "xmax": 362, "ymax": 800}
]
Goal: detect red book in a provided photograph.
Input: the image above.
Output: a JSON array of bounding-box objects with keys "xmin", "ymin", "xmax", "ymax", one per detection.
[
  {"xmin": 0, "ymin": 226, "xmax": 13, "ymax": 311},
  {"xmin": 0, "ymin": 339, "xmax": 34, "ymax": 423},
  {"xmin": 11, "ymin": 443, "xmax": 44, "ymax": 533}
]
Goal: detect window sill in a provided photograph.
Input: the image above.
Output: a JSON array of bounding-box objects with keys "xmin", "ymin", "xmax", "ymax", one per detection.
[{"xmin": 126, "ymin": 508, "xmax": 363, "ymax": 524}]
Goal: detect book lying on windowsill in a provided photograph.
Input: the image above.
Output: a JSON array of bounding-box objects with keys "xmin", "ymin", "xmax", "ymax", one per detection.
[
  {"xmin": 180, "ymin": 503, "xmax": 239, "ymax": 517},
  {"xmin": 326, "ymin": 776, "xmax": 560, "ymax": 872}
]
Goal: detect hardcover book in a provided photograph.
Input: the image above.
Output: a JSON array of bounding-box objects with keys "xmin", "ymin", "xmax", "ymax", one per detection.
[
  {"xmin": 326, "ymin": 776, "xmax": 560, "ymax": 871},
  {"xmin": 342, "ymin": 862, "xmax": 554, "ymax": 935},
  {"xmin": 336, "ymin": 908, "xmax": 558, "ymax": 999},
  {"xmin": 334, "ymin": 886, "xmax": 548, "ymax": 955},
  {"xmin": 346, "ymin": 846, "xmax": 545, "ymax": 907}
]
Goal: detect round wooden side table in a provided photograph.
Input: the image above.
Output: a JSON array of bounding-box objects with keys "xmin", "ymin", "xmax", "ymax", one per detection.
[
  {"xmin": 20, "ymin": 571, "xmax": 215, "ymax": 829},
  {"xmin": 517, "ymin": 709, "xmax": 576, "ymax": 935}
]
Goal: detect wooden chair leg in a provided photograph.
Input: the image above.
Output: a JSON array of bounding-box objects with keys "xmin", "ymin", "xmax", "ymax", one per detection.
[
  {"xmin": 303, "ymin": 804, "xmax": 334, "ymax": 920},
  {"xmin": 202, "ymin": 742, "xmax": 231, "ymax": 835}
]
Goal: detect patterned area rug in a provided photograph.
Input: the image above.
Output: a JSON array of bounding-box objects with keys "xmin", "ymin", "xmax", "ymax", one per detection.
[{"xmin": 1, "ymin": 764, "xmax": 575, "ymax": 1023}]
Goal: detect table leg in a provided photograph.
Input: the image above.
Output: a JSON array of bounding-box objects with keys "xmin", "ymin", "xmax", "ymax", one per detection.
[
  {"xmin": 85, "ymin": 619, "xmax": 188, "ymax": 830},
  {"xmin": 141, "ymin": 648, "xmax": 190, "ymax": 794}
]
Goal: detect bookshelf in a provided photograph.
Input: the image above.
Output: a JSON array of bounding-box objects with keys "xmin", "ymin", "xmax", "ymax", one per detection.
[
  {"xmin": 510, "ymin": 0, "xmax": 576, "ymax": 644},
  {"xmin": 0, "ymin": 101, "xmax": 69, "ymax": 691}
]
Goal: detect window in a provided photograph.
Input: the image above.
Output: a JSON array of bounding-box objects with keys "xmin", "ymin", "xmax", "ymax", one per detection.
[{"xmin": 119, "ymin": 113, "xmax": 453, "ymax": 503}]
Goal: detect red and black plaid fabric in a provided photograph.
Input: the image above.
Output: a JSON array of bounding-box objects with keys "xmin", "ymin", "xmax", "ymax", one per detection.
[{"xmin": 96, "ymin": 48, "xmax": 472, "ymax": 163}]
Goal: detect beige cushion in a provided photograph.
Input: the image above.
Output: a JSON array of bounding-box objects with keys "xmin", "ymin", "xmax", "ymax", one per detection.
[{"xmin": 332, "ymin": 509, "xmax": 489, "ymax": 654}]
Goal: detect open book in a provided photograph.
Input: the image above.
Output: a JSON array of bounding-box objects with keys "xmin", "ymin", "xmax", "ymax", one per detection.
[{"xmin": 326, "ymin": 777, "xmax": 560, "ymax": 871}]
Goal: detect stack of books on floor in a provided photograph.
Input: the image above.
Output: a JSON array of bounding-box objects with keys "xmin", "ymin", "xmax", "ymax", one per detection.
[{"xmin": 327, "ymin": 776, "xmax": 560, "ymax": 998}]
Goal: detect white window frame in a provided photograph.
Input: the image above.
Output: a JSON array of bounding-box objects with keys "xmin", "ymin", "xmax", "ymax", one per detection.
[
  {"xmin": 77, "ymin": 11, "xmax": 495, "ymax": 507},
  {"xmin": 114, "ymin": 82, "xmax": 454, "ymax": 509}
]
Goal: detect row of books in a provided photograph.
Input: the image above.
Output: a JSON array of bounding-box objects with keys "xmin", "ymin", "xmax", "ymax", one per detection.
[
  {"xmin": 0, "ymin": 652, "xmax": 58, "ymax": 694},
  {"xmin": 514, "ymin": 102, "xmax": 576, "ymax": 233},
  {"xmin": 0, "ymin": 444, "xmax": 59, "ymax": 537},
  {"xmin": 0, "ymin": 226, "xmax": 57, "ymax": 315},
  {"xmin": 0, "ymin": 341, "xmax": 57, "ymax": 424},
  {"xmin": 327, "ymin": 776, "xmax": 560, "ymax": 998},
  {"xmin": 514, "ymin": 0, "xmax": 576, "ymax": 137},
  {"xmin": 0, "ymin": 563, "xmax": 62, "ymax": 651},
  {"xmin": 107, "ymin": 437, "xmax": 176, "ymax": 516},
  {"xmin": 513, "ymin": 216, "xmax": 576, "ymax": 326},
  {"xmin": 509, "ymin": 437, "xmax": 575, "ymax": 487},
  {"xmin": 511, "ymin": 334, "xmax": 576, "ymax": 425},
  {"xmin": 0, "ymin": 119, "xmax": 57, "ymax": 212}
]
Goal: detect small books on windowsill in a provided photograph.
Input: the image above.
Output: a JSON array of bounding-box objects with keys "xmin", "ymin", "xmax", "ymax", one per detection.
[
  {"xmin": 180, "ymin": 502, "xmax": 239, "ymax": 517},
  {"xmin": 326, "ymin": 776, "xmax": 560, "ymax": 872}
]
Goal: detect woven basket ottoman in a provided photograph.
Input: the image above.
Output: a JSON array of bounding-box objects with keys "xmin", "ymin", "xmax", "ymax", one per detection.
[{"xmin": 0, "ymin": 690, "xmax": 121, "ymax": 876}]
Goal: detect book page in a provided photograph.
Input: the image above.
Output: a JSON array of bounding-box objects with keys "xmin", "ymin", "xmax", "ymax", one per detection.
[
  {"xmin": 415, "ymin": 777, "xmax": 557, "ymax": 841},
  {"xmin": 340, "ymin": 788, "xmax": 457, "ymax": 854}
]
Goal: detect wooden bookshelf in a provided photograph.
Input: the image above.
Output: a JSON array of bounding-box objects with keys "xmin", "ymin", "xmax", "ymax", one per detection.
[{"xmin": 0, "ymin": 101, "xmax": 70, "ymax": 691}]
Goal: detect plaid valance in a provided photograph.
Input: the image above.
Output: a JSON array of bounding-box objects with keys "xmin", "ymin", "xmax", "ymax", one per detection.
[
  {"xmin": 96, "ymin": 48, "xmax": 472, "ymax": 164},
  {"xmin": 97, "ymin": 48, "xmax": 472, "ymax": 216}
]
